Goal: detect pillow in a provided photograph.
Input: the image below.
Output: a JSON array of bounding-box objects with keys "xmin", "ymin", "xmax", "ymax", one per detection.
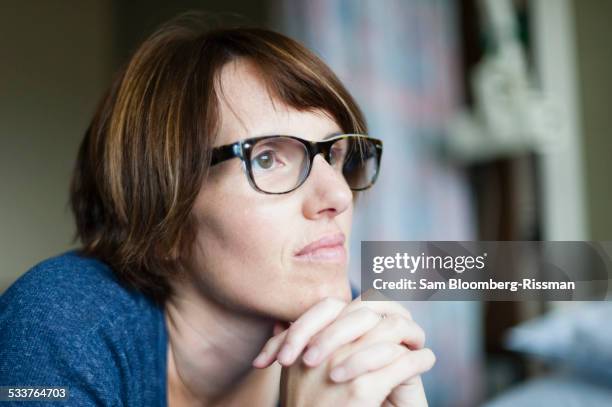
[
  {"xmin": 483, "ymin": 374, "xmax": 612, "ymax": 407},
  {"xmin": 504, "ymin": 302, "xmax": 612, "ymax": 383}
]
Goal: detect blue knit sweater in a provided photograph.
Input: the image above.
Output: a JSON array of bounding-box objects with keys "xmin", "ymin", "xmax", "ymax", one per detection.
[
  {"xmin": 0, "ymin": 251, "xmax": 167, "ymax": 406},
  {"xmin": 1, "ymin": 250, "xmax": 359, "ymax": 406}
]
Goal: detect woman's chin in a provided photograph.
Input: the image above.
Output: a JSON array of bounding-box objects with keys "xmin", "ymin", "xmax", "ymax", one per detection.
[{"xmin": 315, "ymin": 280, "xmax": 352, "ymax": 302}]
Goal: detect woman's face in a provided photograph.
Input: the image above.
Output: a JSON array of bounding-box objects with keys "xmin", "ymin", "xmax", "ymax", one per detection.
[{"xmin": 186, "ymin": 59, "xmax": 354, "ymax": 322}]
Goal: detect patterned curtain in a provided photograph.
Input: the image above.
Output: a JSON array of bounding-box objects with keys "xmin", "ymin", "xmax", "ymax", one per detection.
[{"xmin": 278, "ymin": 1, "xmax": 484, "ymax": 406}]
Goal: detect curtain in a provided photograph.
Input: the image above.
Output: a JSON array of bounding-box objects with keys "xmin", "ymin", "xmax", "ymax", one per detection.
[{"xmin": 278, "ymin": 1, "xmax": 484, "ymax": 405}]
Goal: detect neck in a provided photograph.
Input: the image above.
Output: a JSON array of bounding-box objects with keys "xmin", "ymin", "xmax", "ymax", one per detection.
[{"xmin": 164, "ymin": 282, "xmax": 280, "ymax": 406}]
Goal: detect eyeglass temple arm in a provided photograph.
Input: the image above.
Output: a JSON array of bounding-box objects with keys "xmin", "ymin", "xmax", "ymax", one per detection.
[{"xmin": 210, "ymin": 143, "xmax": 241, "ymax": 166}]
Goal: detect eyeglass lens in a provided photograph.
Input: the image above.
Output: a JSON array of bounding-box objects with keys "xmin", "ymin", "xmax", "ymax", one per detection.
[{"xmin": 249, "ymin": 136, "xmax": 378, "ymax": 193}]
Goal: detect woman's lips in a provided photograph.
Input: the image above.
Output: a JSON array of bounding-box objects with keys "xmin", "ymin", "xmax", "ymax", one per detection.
[{"xmin": 294, "ymin": 233, "xmax": 347, "ymax": 263}]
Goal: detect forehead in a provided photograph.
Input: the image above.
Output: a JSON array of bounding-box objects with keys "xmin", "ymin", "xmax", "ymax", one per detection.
[{"xmin": 214, "ymin": 59, "xmax": 342, "ymax": 146}]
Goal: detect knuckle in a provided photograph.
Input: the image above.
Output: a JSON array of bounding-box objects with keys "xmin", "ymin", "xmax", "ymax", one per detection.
[
  {"xmin": 424, "ymin": 348, "xmax": 436, "ymax": 367},
  {"xmin": 386, "ymin": 314, "xmax": 405, "ymax": 330},
  {"xmin": 403, "ymin": 320, "xmax": 425, "ymax": 345},
  {"xmin": 391, "ymin": 303, "xmax": 413, "ymax": 320},
  {"xmin": 360, "ymin": 307, "xmax": 380, "ymax": 323}
]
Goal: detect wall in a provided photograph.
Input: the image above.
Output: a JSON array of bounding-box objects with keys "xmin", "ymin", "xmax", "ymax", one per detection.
[{"xmin": 0, "ymin": 0, "xmax": 114, "ymax": 290}]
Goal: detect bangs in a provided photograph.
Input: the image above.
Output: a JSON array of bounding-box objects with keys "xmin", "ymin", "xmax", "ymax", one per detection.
[{"xmin": 203, "ymin": 27, "xmax": 366, "ymax": 135}]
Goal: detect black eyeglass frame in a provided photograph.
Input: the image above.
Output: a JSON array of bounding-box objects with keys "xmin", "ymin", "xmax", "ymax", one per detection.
[{"xmin": 210, "ymin": 134, "xmax": 383, "ymax": 195}]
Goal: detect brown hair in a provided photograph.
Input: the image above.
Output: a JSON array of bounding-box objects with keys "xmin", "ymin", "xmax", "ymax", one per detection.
[{"xmin": 70, "ymin": 15, "xmax": 367, "ymax": 305}]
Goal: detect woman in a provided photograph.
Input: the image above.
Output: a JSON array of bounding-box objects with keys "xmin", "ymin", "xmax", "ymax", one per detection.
[{"xmin": 0, "ymin": 15, "xmax": 434, "ymax": 406}]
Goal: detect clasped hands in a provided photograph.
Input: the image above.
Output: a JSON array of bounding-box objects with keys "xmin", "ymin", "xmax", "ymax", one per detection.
[{"xmin": 253, "ymin": 293, "xmax": 435, "ymax": 407}]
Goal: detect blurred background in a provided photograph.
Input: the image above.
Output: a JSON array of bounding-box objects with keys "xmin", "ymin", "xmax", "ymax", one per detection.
[{"xmin": 1, "ymin": 0, "xmax": 610, "ymax": 405}]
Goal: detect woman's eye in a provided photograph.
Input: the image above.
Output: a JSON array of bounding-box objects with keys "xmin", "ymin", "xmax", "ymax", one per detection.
[{"xmin": 252, "ymin": 150, "xmax": 282, "ymax": 171}]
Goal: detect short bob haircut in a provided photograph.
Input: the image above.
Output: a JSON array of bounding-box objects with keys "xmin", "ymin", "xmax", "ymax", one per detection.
[{"xmin": 70, "ymin": 15, "xmax": 367, "ymax": 305}]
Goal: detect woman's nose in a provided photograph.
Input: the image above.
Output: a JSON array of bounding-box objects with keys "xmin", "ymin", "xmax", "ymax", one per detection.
[{"xmin": 301, "ymin": 154, "xmax": 353, "ymax": 219}]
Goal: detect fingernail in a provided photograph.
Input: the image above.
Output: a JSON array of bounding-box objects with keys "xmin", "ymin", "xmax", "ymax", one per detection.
[
  {"xmin": 330, "ymin": 367, "xmax": 347, "ymax": 382},
  {"xmin": 302, "ymin": 346, "xmax": 320, "ymax": 365},
  {"xmin": 252, "ymin": 351, "xmax": 267, "ymax": 367},
  {"xmin": 278, "ymin": 344, "xmax": 293, "ymax": 364}
]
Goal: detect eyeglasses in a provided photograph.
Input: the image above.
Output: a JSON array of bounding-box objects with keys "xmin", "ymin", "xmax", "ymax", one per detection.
[{"xmin": 210, "ymin": 134, "xmax": 383, "ymax": 194}]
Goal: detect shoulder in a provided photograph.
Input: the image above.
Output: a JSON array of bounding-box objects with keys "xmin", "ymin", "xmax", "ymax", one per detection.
[
  {"xmin": 0, "ymin": 251, "xmax": 166, "ymax": 404},
  {"xmin": 1, "ymin": 250, "xmax": 158, "ymax": 328}
]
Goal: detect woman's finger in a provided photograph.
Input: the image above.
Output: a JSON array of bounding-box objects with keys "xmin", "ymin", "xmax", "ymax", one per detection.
[
  {"xmin": 252, "ymin": 326, "xmax": 289, "ymax": 368},
  {"xmin": 384, "ymin": 375, "xmax": 427, "ymax": 407},
  {"xmin": 342, "ymin": 291, "xmax": 413, "ymax": 321},
  {"xmin": 355, "ymin": 314, "xmax": 426, "ymax": 351},
  {"xmin": 328, "ymin": 342, "xmax": 405, "ymax": 382},
  {"xmin": 304, "ymin": 312, "xmax": 425, "ymax": 369},
  {"xmin": 276, "ymin": 297, "xmax": 347, "ymax": 366},
  {"xmin": 301, "ymin": 307, "xmax": 381, "ymax": 367},
  {"xmin": 352, "ymin": 348, "xmax": 436, "ymax": 397}
]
